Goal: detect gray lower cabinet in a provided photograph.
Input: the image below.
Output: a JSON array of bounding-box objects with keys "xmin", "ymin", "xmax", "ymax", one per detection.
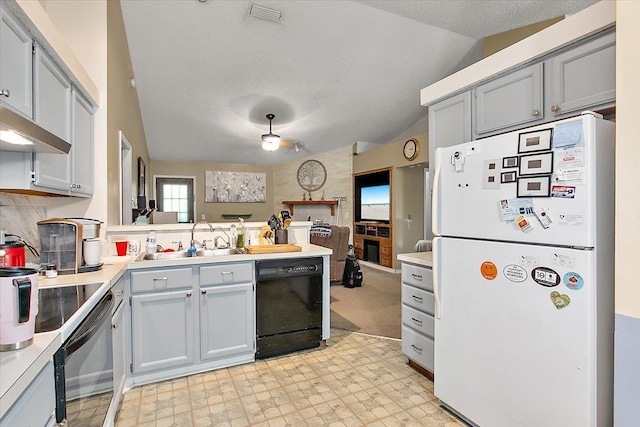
[
  {"xmin": 0, "ymin": 361, "xmax": 56, "ymax": 427},
  {"xmin": 401, "ymin": 262, "xmax": 435, "ymax": 375},
  {"xmin": 200, "ymin": 262, "xmax": 255, "ymax": 361},
  {"xmin": 0, "ymin": 4, "xmax": 33, "ymax": 118},
  {"xmin": 546, "ymin": 31, "xmax": 615, "ymax": 117},
  {"xmin": 474, "ymin": 63, "xmax": 543, "ymax": 136},
  {"xmin": 111, "ymin": 297, "xmax": 126, "ymax": 412},
  {"xmin": 130, "ymin": 268, "xmax": 195, "ymax": 374}
]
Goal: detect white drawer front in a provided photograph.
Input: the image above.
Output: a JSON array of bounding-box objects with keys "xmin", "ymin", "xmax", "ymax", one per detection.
[
  {"xmin": 402, "ymin": 305, "xmax": 435, "ymax": 337},
  {"xmin": 131, "ymin": 268, "xmax": 192, "ymax": 293},
  {"xmin": 401, "ymin": 325, "xmax": 434, "ymax": 373},
  {"xmin": 402, "ymin": 284, "xmax": 435, "ymax": 315},
  {"xmin": 401, "ymin": 263, "xmax": 433, "ymax": 291},
  {"xmin": 200, "ymin": 262, "xmax": 253, "ymax": 286}
]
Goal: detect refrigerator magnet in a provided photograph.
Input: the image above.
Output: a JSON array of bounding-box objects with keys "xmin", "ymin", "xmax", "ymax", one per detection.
[
  {"xmin": 503, "ymin": 265, "xmax": 527, "ymax": 282},
  {"xmin": 517, "ymin": 176, "xmax": 551, "ymax": 198},
  {"xmin": 502, "ymin": 156, "xmax": 518, "ymax": 168},
  {"xmin": 550, "ymin": 291, "xmax": 571, "ymax": 309},
  {"xmin": 518, "ymin": 128, "xmax": 553, "ymax": 153},
  {"xmin": 532, "ymin": 267, "xmax": 561, "ymax": 287},
  {"xmin": 563, "ymin": 272, "xmax": 584, "ymax": 291},
  {"xmin": 501, "ymin": 171, "xmax": 517, "ymax": 184},
  {"xmin": 519, "ymin": 152, "xmax": 553, "ymax": 176},
  {"xmin": 480, "ymin": 261, "xmax": 498, "ymax": 280},
  {"xmin": 513, "ymin": 214, "xmax": 534, "ymax": 233},
  {"xmin": 550, "ymin": 185, "xmax": 576, "ymax": 199}
]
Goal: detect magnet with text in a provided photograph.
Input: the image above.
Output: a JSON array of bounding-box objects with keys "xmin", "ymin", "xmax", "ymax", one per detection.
[
  {"xmin": 480, "ymin": 261, "xmax": 498, "ymax": 280},
  {"xmin": 563, "ymin": 272, "xmax": 584, "ymax": 291},
  {"xmin": 550, "ymin": 291, "xmax": 571, "ymax": 309},
  {"xmin": 550, "ymin": 185, "xmax": 576, "ymax": 199},
  {"xmin": 534, "ymin": 207, "xmax": 555, "ymax": 229},
  {"xmin": 503, "ymin": 264, "xmax": 527, "ymax": 282},
  {"xmin": 532, "ymin": 267, "xmax": 560, "ymax": 287}
]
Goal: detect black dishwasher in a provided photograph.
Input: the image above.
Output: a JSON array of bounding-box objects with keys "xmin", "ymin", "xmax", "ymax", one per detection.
[{"xmin": 256, "ymin": 257, "xmax": 323, "ymax": 359}]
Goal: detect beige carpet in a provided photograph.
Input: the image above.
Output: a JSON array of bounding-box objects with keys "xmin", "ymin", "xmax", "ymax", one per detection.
[{"xmin": 330, "ymin": 264, "xmax": 401, "ymax": 338}]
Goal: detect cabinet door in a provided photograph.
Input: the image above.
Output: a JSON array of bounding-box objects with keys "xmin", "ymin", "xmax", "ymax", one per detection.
[
  {"xmin": 131, "ymin": 290, "xmax": 195, "ymax": 373},
  {"xmin": 33, "ymin": 45, "xmax": 72, "ymax": 192},
  {"xmin": 474, "ymin": 63, "xmax": 543, "ymax": 135},
  {"xmin": 547, "ymin": 32, "xmax": 615, "ymax": 117},
  {"xmin": 428, "ymin": 91, "xmax": 472, "ymax": 172},
  {"xmin": 379, "ymin": 241, "xmax": 392, "ymax": 268},
  {"xmin": 70, "ymin": 88, "xmax": 94, "ymax": 195},
  {"xmin": 0, "ymin": 5, "xmax": 32, "ymax": 117},
  {"xmin": 200, "ymin": 283, "xmax": 254, "ymax": 361},
  {"xmin": 112, "ymin": 301, "xmax": 126, "ymax": 411}
]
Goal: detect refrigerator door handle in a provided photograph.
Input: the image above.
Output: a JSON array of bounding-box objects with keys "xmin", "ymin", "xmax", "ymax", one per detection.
[
  {"xmin": 433, "ymin": 236, "xmax": 442, "ymax": 319},
  {"xmin": 432, "ymin": 148, "xmax": 442, "ymax": 236}
]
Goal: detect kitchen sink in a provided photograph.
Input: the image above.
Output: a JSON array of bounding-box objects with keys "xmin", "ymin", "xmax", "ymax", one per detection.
[{"xmin": 139, "ymin": 248, "xmax": 242, "ymax": 261}]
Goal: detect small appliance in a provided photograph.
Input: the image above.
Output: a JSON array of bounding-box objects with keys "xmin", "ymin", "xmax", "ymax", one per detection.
[
  {"xmin": 0, "ymin": 267, "xmax": 39, "ymax": 351},
  {"xmin": 0, "ymin": 241, "xmax": 25, "ymax": 267},
  {"xmin": 37, "ymin": 218, "xmax": 103, "ymax": 274}
]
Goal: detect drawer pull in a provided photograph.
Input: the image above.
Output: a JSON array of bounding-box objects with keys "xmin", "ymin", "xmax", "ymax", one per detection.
[
  {"xmin": 153, "ymin": 277, "xmax": 168, "ymax": 281},
  {"xmin": 411, "ymin": 317, "xmax": 423, "ymax": 326},
  {"xmin": 186, "ymin": 291, "xmax": 192, "ymax": 297},
  {"xmin": 412, "ymin": 295, "xmax": 423, "ymax": 302},
  {"xmin": 411, "ymin": 273, "xmax": 423, "ymax": 281},
  {"xmin": 411, "ymin": 344, "xmax": 423, "ymax": 353},
  {"xmin": 115, "ymin": 289, "xmax": 124, "ymax": 296},
  {"xmin": 221, "ymin": 271, "xmax": 233, "ymax": 275}
]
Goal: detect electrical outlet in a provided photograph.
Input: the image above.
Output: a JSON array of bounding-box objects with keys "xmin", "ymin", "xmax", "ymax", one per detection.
[
  {"xmin": 201, "ymin": 214, "xmax": 206, "ymax": 220},
  {"xmin": 111, "ymin": 235, "xmax": 127, "ymax": 242}
]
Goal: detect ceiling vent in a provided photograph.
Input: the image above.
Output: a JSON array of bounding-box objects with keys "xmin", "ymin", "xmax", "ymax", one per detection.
[{"xmin": 249, "ymin": 4, "xmax": 282, "ymax": 22}]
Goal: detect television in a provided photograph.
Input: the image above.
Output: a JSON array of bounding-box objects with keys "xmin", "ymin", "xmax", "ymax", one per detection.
[{"xmin": 354, "ymin": 169, "xmax": 391, "ymax": 223}]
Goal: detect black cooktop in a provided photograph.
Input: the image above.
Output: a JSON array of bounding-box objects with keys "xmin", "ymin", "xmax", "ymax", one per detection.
[{"xmin": 35, "ymin": 283, "xmax": 102, "ymax": 333}]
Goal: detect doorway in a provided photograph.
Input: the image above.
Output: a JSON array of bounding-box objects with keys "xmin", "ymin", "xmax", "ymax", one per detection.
[{"xmin": 119, "ymin": 131, "xmax": 132, "ymax": 225}]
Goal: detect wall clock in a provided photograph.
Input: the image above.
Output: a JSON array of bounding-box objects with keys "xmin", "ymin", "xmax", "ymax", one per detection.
[
  {"xmin": 403, "ymin": 138, "xmax": 420, "ymax": 161},
  {"xmin": 297, "ymin": 159, "xmax": 327, "ymax": 192}
]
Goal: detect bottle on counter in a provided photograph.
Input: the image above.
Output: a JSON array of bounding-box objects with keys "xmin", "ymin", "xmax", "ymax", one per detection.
[
  {"xmin": 145, "ymin": 230, "xmax": 157, "ymax": 254},
  {"xmin": 236, "ymin": 218, "xmax": 246, "ymax": 248}
]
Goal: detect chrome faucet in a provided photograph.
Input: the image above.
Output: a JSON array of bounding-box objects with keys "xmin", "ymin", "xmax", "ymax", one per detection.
[
  {"xmin": 190, "ymin": 221, "xmax": 214, "ymax": 250},
  {"xmin": 212, "ymin": 227, "xmax": 231, "ymax": 249}
]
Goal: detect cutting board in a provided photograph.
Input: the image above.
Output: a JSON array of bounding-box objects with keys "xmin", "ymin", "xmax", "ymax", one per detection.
[{"xmin": 245, "ymin": 244, "xmax": 302, "ymax": 254}]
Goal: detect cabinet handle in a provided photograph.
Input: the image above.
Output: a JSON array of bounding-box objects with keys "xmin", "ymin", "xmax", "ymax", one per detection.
[
  {"xmin": 76, "ymin": 184, "xmax": 81, "ymax": 189},
  {"xmin": 115, "ymin": 289, "xmax": 124, "ymax": 296},
  {"xmin": 412, "ymin": 295, "xmax": 423, "ymax": 302},
  {"xmin": 186, "ymin": 291, "xmax": 192, "ymax": 297},
  {"xmin": 201, "ymin": 289, "xmax": 207, "ymax": 294},
  {"xmin": 112, "ymin": 323, "xmax": 118, "ymax": 329},
  {"xmin": 153, "ymin": 277, "xmax": 168, "ymax": 281},
  {"xmin": 411, "ymin": 273, "xmax": 423, "ymax": 281},
  {"xmin": 69, "ymin": 184, "xmax": 76, "ymax": 189},
  {"xmin": 551, "ymin": 104, "xmax": 560, "ymax": 112},
  {"xmin": 0, "ymin": 89, "xmax": 9, "ymax": 97},
  {"xmin": 411, "ymin": 344, "xmax": 423, "ymax": 353},
  {"xmin": 411, "ymin": 317, "xmax": 423, "ymax": 326},
  {"xmin": 221, "ymin": 271, "xmax": 233, "ymax": 275},
  {"xmin": 532, "ymin": 109, "xmax": 540, "ymax": 116}
]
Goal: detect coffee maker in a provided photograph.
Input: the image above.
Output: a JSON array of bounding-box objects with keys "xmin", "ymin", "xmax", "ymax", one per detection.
[{"xmin": 37, "ymin": 218, "xmax": 102, "ymax": 274}]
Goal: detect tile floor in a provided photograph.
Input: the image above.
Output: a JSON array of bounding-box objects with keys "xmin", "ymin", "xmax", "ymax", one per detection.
[{"xmin": 115, "ymin": 329, "xmax": 464, "ymax": 427}]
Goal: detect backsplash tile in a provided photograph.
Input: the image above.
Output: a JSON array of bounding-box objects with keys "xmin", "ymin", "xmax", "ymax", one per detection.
[{"xmin": 0, "ymin": 193, "xmax": 48, "ymax": 257}]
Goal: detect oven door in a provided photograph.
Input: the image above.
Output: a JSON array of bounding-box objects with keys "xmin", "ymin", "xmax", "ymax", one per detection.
[{"xmin": 53, "ymin": 290, "xmax": 114, "ymax": 425}]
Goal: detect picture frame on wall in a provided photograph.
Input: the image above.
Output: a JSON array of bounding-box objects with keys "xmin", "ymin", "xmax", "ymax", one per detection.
[{"xmin": 138, "ymin": 157, "xmax": 146, "ymax": 197}]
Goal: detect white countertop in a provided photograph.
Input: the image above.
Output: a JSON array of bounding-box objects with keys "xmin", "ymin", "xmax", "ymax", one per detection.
[
  {"xmin": 397, "ymin": 251, "xmax": 433, "ymax": 268},
  {"xmin": 0, "ymin": 244, "xmax": 331, "ymax": 418}
]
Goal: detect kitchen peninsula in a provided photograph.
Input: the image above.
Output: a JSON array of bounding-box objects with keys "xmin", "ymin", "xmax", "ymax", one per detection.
[{"xmin": 0, "ymin": 226, "xmax": 332, "ymax": 427}]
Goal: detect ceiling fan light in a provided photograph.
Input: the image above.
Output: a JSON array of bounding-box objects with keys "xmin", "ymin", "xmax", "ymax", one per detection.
[{"xmin": 262, "ymin": 139, "xmax": 280, "ymax": 151}]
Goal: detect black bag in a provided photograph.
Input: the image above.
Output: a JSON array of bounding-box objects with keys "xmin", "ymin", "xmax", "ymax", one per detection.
[{"xmin": 342, "ymin": 245, "xmax": 363, "ymax": 288}]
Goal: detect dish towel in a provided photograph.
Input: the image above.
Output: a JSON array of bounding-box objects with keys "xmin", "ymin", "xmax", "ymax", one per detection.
[{"xmin": 414, "ymin": 239, "xmax": 432, "ymax": 252}]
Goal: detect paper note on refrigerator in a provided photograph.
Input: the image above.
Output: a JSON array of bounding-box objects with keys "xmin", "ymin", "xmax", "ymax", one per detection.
[
  {"xmin": 553, "ymin": 121, "xmax": 583, "ymax": 147},
  {"xmin": 499, "ymin": 198, "xmax": 534, "ymax": 222}
]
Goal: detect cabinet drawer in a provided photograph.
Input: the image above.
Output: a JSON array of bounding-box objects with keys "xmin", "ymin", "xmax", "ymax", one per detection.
[
  {"xmin": 200, "ymin": 262, "xmax": 253, "ymax": 286},
  {"xmin": 131, "ymin": 267, "xmax": 192, "ymax": 293},
  {"xmin": 402, "ymin": 325, "xmax": 434, "ymax": 373},
  {"xmin": 402, "ymin": 284, "xmax": 435, "ymax": 315},
  {"xmin": 401, "ymin": 263, "xmax": 433, "ymax": 291},
  {"xmin": 402, "ymin": 305, "xmax": 435, "ymax": 337}
]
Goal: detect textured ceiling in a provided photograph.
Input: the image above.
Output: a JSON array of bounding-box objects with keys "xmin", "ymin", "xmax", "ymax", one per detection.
[{"xmin": 121, "ymin": 0, "xmax": 599, "ymax": 165}]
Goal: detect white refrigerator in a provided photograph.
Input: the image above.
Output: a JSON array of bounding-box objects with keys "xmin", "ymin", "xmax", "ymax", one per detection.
[{"xmin": 432, "ymin": 113, "xmax": 614, "ymax": 427}]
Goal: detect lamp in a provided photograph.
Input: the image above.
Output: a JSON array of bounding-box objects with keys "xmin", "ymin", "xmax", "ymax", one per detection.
[{"xmin": 261, "ymin": 113, "xmax": 280, "ymax": 151}]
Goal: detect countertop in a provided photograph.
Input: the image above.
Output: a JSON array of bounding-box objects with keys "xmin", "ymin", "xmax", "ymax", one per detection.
[
  {"xmin": 397, "ymin": 251, "xmax": 433, "ymax": 268},
  {"xmin": 0, "ymin": 244, "xmax": 331, "ymax": 419}
]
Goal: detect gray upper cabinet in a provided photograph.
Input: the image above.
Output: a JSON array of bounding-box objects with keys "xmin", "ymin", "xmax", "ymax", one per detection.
[
  {"xmin": 0, "ymin": 5, "xmax": 32, "ymax": 118},
  {"xmin": 428, "ymin": 91, "xmax": 472, "ymax": 189},
  {"xmin": 546, "ymin": 31, "xmax": 615, "ymax": 117},
  {"xmin": 71, "ymin": 89, "xmax": 94, "ymax": 195},
  {"xmin": 474, "ymin": 63, "xmax": 543, "ymax": 136},
  {"xmin": 33, "ymin": 44, "xmax": 72, "ymax": 192}
]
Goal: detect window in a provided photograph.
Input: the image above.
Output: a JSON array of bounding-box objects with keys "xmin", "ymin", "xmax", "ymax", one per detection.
[{"xmin": 156, "ymin": 177, "xmax": 194, "ymax": 223}]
